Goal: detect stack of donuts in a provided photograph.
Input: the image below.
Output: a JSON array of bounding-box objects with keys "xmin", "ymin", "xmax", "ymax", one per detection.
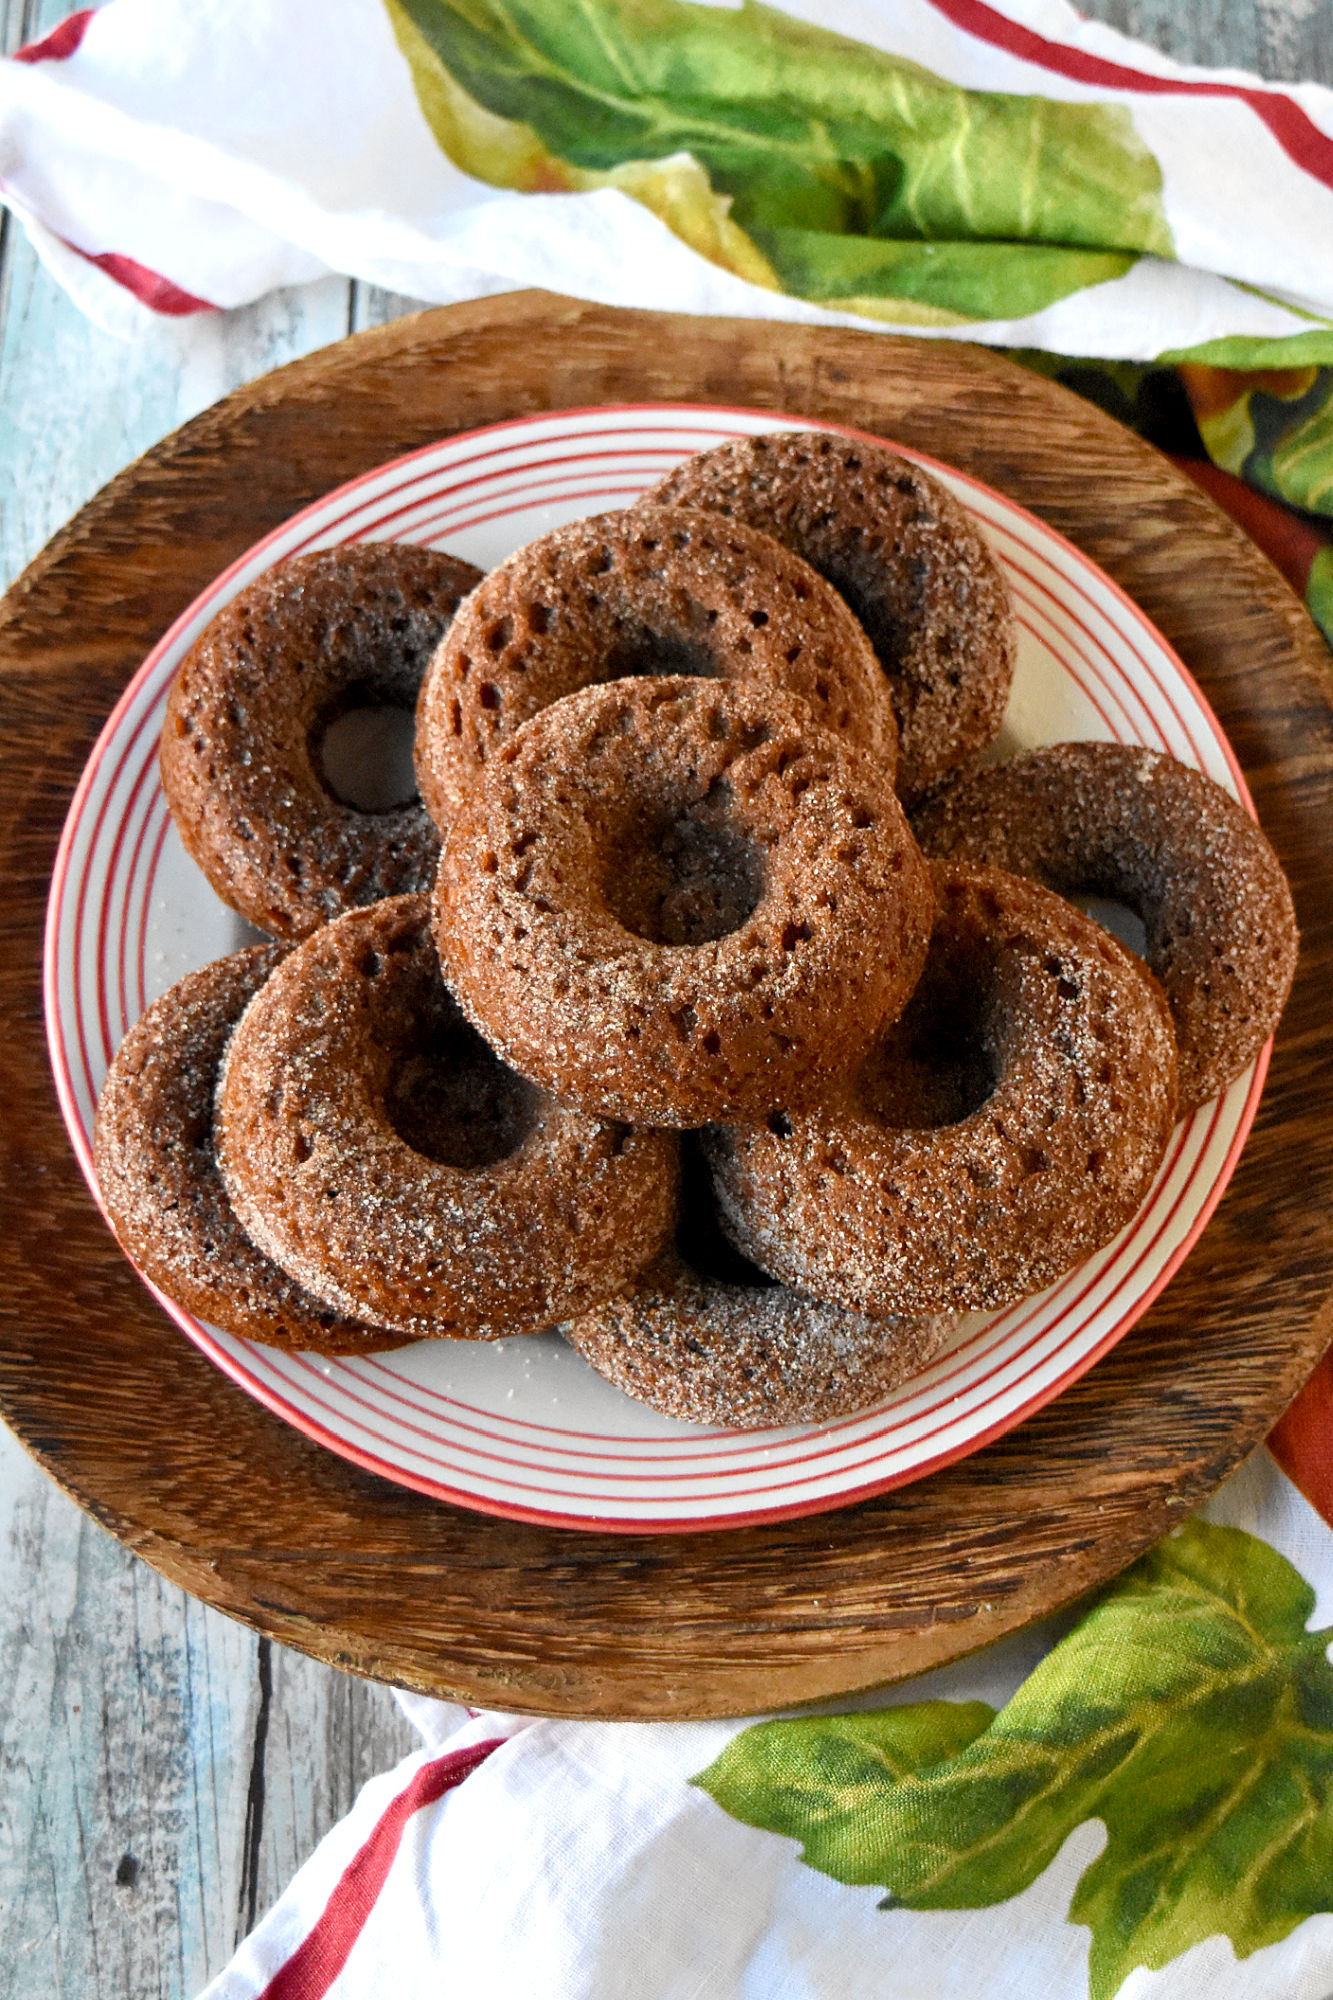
[{"xmin": 94, "ymin": 432, "xmax": 1298, "ymax": 1429}]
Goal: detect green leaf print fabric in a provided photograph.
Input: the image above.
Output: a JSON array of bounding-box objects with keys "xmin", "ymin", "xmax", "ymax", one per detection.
[
  {"xmin": 697, "ymin": 1519, "xmax": 1333, "ymax": 2000},
  {"xmin": 388, "ymin": 0, "xmax": 1172, "ymax": 324},
  {"xmin": 387, "ymin": 0, "xmax": 1333, "ymax": 649},
  {"xmin": 1014, "ymin": 351, "xmax": 1333, "ymax": 649}
]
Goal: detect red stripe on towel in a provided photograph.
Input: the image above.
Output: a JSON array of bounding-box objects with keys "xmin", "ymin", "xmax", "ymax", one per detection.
[
  {"xmin": 14, "ymin": 10, "xmax": 94, "ymax": 62},
  {"xmin": 258, "ymin": 1738, "xmax": 505, "ymax": 2000},
  {"xmin": 10, "ymin": 17, "xmax": 217, "ymax": 315},
  {"xmin": 68, "ymin": 245, "xmax": 218, "ymax": 316},
  {"xmin": 925, "ymin": 0, "xmax": 1333, "ymax": 189}
]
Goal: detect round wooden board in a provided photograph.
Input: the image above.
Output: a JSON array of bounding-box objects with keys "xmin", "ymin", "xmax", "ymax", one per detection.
[{"xmin": 3, "ymin": 293, "xmax": 1332, "ymax": 1721}]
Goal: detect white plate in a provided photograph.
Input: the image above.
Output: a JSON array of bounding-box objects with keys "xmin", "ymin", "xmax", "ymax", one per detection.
[{"xmin": 45, "ymin": 404, "xmax": 1266, "ymax": 1531}]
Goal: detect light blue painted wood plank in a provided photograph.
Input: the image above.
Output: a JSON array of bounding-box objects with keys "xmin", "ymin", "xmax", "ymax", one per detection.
[
  {"xmin": 1078, "ymin": 0, "xmax": 1333, "ymax": 85},
  {"xmin": 2, "ymin": 0, "xmax": 30, "ymax": 59},
  {"xmin": 0, "ymin": 255, "xmax": 354, "ymax": 589},
  {"xmin": 350, "ymin": 282, "xmax": 433, "ymax": 332}
]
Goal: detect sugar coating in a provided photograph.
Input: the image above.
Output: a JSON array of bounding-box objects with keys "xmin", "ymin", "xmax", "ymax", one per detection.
[
  {"xmin": 644, "ymin": 432, "xmax": 1016, "ymax": 801},
  {"xmin": 162, "ymin": 543, "xmax": 482, "ymax": 939},
  {"xmin": 127, "ymin": 469, "xmax": 1250, "ymax": 1418},
  {"xmin": 704, "ymin": 862, "xmax": 1179, "ymax": 1316},
  {"xmin": 435, "ymin": 677, "xmax": 936, "ymax": 1127},
  {"xmin": 93, "ymin": 946, "xmax": 402, "ymax": 1351},
  {"xmin": 912, "ymin": 741, "xmax": 1299, "ymax": 1109},
  {"xmin": 564, "ymin": 1243, "xmax": 954, "ymax": 1428},
  {"xmin": 216, "ymin": 895, "xmax": 679, "ymax": 1340},
  {"xmin": 414, "ymin": 505, "xmax": 898, "ymax": 828}
]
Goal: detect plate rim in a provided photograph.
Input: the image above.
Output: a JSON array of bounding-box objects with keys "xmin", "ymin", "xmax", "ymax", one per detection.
[
  {"xmin": 4, "ymin": 292, "xmax": 1329, "ymax": 1716},
  {"xmin": 43, "ymin": 394, "xmax": 1271, "ymax": 1533}
]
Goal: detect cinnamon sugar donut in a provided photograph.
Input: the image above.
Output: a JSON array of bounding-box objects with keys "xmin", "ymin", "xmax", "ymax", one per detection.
[
  {"xmin": 563, "ymin": 1142, "xmax": 954, "ymax": 1427},
  {"xmin": 643, "ymin": 431, "xmax": 1016, "ymax": 801},
  {"xmin": 435, "ymin": 677, "xmax": 935, "ymax": 1127},
  {"xmin": 162, "ymin": 543, "xmax": 482, "ymax": 939},
  {"xmin": 414, "ymin": 506, "xmax": 897, "ymax": 828},
  {"xmin": 94, "ymin": 946, "xmax": 401, "ymax": 1352},
  {"xmin": 216, "ymin": 896, "xmax": 678, "ymax": 1340},
  {"xmin": 912, "ymin": 741, "xmax": 1298, "ymax": 1108},
  {"xmin": 703, "ymin": 862, "xmax": 1179, "ymax": 1316}
]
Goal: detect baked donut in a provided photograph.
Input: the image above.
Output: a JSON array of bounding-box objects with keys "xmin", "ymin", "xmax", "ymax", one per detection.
[
  {"xmin": 643, "ymin": 431, "xmax": 1016, "ymax": 801},
  {"xmin": 413, "ymin": 506, "xmax": 897, "ymax": 828},
  {"xmin": 563, "ymin": 1142, "xmax": 955, "ymax": 1427},
  {"xmin": 94, "ymin": 945, "xmax": 402, "ymax": 1352},
  {"xmin": 162, "ymin": 542, "xmax": 483, "ymax": 939},
  {"xmin": 435, "ymin": 676, "xmax": 936, "ymax": 1127},
  {"xmin": 216, "ymin": 895, "xmax": 678, "ymax": 1340},
  {"xmin": 911, "ymin": 741, "xmax": 1298, "ymax": 1109},
  {"xmin": 703, "ymin": 862, "xmax": 1179, "ymax": 1316}
]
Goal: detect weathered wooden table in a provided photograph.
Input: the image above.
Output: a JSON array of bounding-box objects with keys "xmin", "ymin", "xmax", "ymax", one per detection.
[{"xmin": 2, "ymin": 2, "xmax": 1330, "ymax": 1992}]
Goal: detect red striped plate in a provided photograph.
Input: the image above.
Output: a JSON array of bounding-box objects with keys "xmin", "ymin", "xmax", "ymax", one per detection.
[{"xmin": 45, "ymin": 404, "xmax": 1266, "ymax": 1531}]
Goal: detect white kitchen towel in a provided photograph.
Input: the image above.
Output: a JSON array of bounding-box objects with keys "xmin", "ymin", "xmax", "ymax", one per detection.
[
  {"xmin": 1, "ymin": 0, "xmax": 1332, "ymax": 364},
  {"xmin": 200, "ymin": 1444, "xmax": 1333, "ymax": 2000}
]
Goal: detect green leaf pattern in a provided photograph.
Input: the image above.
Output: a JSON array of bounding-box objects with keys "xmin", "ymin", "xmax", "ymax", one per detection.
[
  {"xmin": 1261, "ymin": 378, "xmax": 1333, "ymax": 517},
  {"xmin": 384, "ymin": 0, "xmax": 1333, "ymax": 576},
  {"xmin": 389, "ymin": 0, "xmax": 1171, "ymax": 323},
  {"xmin": 1308, "ymin": 545, "xmax": 1333, "ymax": 645},
  {"xmin": 696, "ymin": 1522, "xmax": 1333, "ymax": 2000}
]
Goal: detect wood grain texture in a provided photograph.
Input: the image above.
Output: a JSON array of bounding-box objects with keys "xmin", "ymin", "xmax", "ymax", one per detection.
[{"xmin": 2, "ymin": 293, "xmax": 1330, "ymax": 1721}]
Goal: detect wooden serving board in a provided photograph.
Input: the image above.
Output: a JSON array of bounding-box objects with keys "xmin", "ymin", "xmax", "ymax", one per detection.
[{"xmin": 2, "ymin": 293, "xmax": 1331, "ymax": 1722}]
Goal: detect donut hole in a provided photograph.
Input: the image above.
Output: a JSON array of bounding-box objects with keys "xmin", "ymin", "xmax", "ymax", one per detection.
[
  {"xmin": 1072, "ymin": 893, "xmax": 1149, "ymax": 959},
  {"xmin": 383, "ymin": 1014, "xmax": 540, "ymax": 1169},
  {"xmin": 600, "ymin": 622, "xmax": 720, "ymax": 684},
  {"xmin": 602, "ymin": 800, "xmax": 765, "ymax": 946},
  {"xmin": 805, "ymin": 544, "xmax": 913, "ymax": 678},
  {"xmin": 313, "ymin": 681, "xmax": 418, "ymax": 812},
  {"xmin": 674, "ymin": 1137, "xmax": 777, "ymax": 1289},
  {"xmin": 857, "ymin": 947, "xmax": 999, "ymax": 1130}
]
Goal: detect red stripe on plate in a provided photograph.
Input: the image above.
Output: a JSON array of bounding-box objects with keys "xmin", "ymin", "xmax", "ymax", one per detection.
[
  {"xmin": 241, "ymin": 1107, "xmax": 1219, "ymax": 1505},
  {"xmin": 1008, "ymin": 585, "xmax": 1136, "ymax": 741},
  {"xmin": 282, "ymin": 427, "xmax": 750, "ymax": 552},
  {"xmin": 118, "ymin": 786, "xmax": 164, "ymax": 1036},
  {"xmin": 201, "ymin": 1064, "xmax": 1254, "ymax": 1528},
  {"xmin": 91, "ymin": 710, "xmax": 167, "ymax": 1083},
  {"xmin": 178, "ymin": 1101, "xmax": 1251, "ymax": 1528},
  {"xmin": 1001, "ymin": 542, "xmax": 1211, "ymax": 772},
  {"xmin": 133, "ymin": 808, "xmax": 173, "ymax": 1021},
  {"xmin": 390, "ymin": 481, "xmax": 651, "ymax": 548},
  {"xmin": 215, "ymin": 1095, "xmax": 1200, "ymax": 1486},
  {"xmin": 73, "ymin": 700, "xmax": 150, "ymax": 1106}
]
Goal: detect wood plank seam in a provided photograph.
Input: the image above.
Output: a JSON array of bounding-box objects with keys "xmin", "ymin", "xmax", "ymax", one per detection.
[{"xmin": 236, "ymin": 1638, "xmax": 273, "ymax": 1946}]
